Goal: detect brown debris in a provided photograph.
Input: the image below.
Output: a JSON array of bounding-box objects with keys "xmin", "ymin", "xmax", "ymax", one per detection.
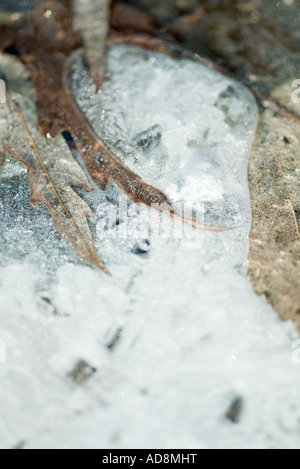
[{"xmin": 67, "ymin": 359, "xmax": 97, "ymax": 385}]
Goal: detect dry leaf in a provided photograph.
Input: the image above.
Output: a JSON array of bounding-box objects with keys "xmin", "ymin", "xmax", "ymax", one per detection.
[
  {"xmin": 0, "ymin": 54, "xmax": 106, "ymax": 271},
  {"xmin": 248, "ymin": 110, "xmax": 300, "ymax": 328}
]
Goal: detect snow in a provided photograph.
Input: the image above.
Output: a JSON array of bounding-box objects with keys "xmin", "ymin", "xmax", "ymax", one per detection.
[{"xmin": 0, "ymin": 44, "xmax": 299, "ymax": 449}]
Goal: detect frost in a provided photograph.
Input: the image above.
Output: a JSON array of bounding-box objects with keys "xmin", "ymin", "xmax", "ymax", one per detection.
[{"xmin": 0, "ymin": 45, "xmax": 299, "ymax": 449}]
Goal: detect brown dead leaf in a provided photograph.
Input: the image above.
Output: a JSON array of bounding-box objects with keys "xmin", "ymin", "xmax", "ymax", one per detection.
[
  {"xmin": 0, "ymin": 54, "xmax": 107, "ymax": 271},
  {"xmin": 161, "ymin": 0, "xmax": 300, "ymax": 326}
]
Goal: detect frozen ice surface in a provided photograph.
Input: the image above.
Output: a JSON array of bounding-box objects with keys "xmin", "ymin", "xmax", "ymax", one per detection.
[{"xmin": 0, "ymin": 44, "xmax": 299, "ymax": 449}]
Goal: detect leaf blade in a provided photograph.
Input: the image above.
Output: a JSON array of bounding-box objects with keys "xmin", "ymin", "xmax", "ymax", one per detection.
[{"xmin": 0, "ymin": 54, "xmax": 107, "ymax": 272}]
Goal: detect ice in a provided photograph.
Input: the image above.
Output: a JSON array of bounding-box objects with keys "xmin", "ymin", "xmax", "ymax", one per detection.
[{"xmin": 0, "ymin": 44, "xmax": 300, "ymax": 449}]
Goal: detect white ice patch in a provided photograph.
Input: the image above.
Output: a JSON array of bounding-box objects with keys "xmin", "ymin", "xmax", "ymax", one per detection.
[{"xmin": 0, "ymin": 45, "xmax": 299, "ymax": 449}]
